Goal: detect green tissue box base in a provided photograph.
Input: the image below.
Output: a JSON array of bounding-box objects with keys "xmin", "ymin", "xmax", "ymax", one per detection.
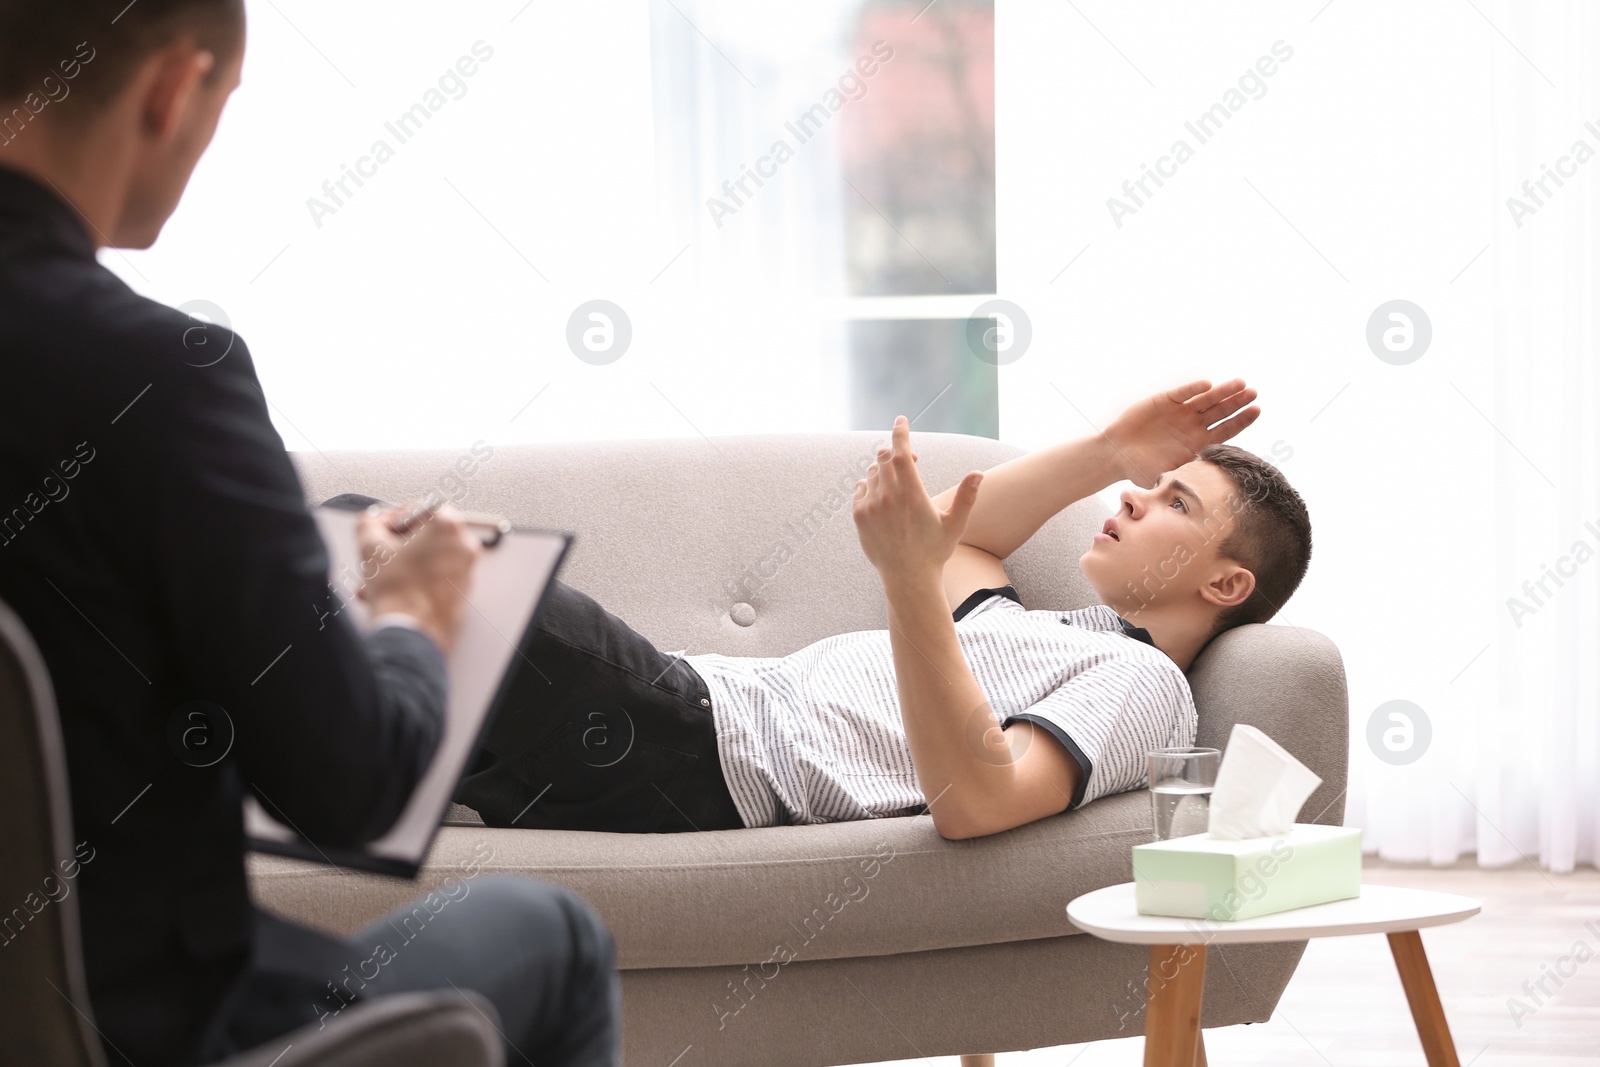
[{"xmin": 1132, "ymin": 823, "xmax": 1362, "ymax": 921}]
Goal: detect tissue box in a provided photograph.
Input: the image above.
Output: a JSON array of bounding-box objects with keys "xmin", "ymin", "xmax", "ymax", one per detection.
[{"xmin": 1132, "ymin": 823, "xmax": 1361, "ymax": 921}]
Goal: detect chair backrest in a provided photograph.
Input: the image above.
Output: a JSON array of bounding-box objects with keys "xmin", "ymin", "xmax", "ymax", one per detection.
[
  {"xmin": 212, "ymin": 991, "xmax": 505, "ymax": 1067},
  {"xmin": 0, "ymin": 597, "xmax": 106, "ymax": 1067}
]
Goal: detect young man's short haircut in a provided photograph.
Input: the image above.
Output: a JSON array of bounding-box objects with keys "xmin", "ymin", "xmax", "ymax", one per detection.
[
  {"xmin": 1198, "ymin": 443, "xmax": 1312, "ymax": 638},
  {"xmin": 0, "ymin": 0, "xmax": 244, "ymax": 129}
]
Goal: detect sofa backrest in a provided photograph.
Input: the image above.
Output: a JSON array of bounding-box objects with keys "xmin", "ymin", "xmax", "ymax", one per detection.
[{"xmin": 289, "ymin": 431, "xmax": 1107, "ymax": 658}]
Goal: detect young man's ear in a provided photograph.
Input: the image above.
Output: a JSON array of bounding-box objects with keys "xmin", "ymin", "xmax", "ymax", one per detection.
[
  {"xmin": 140, "ymin": 43, "xmax": 216, "ymax": 140},
  {"xmin": 1199, "ymin": 562, "xmax": 1254, "ymax": 611}
]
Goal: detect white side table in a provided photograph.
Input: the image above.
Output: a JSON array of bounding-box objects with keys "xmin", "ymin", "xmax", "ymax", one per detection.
[{"xmin": 1065, "ymin": 882, "xmax": 1481, "ymax": 1067}]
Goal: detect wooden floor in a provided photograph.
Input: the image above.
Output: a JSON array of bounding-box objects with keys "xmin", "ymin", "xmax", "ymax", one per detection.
[{"xmin": 848, "ymin": 859, "xmax": 1600, "ymax": 1066}]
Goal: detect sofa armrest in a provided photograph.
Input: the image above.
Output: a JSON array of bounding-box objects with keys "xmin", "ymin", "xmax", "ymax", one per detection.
[{"xmin": 1186, "ymin": 623, "xmax": 1350, "ymax": 826}]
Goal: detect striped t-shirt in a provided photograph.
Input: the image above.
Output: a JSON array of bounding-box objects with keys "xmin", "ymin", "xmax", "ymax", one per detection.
[{"xmin": 682, "ymin": 588, "xmax": 1197, "ymax": 829}]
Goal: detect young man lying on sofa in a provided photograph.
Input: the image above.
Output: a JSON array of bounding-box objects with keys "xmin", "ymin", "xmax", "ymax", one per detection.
[{"xmin": 432, "ymin": 378, "xmax": 1312, "ymax": 841}]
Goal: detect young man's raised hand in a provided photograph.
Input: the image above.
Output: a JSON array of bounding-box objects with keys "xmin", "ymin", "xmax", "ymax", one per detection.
[
  {"xmin": 1102, "ymin": 378, "xmax": 1261, "ymax": 489},
  {"xmin": 851, "ymin": 415, "xmax": 984, "ymax": 584}
]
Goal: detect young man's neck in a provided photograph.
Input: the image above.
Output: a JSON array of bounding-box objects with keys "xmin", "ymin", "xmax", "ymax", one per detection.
[{"xmin": 1104, "ymin": 599, "xmax": 1212, "ymax": 673}]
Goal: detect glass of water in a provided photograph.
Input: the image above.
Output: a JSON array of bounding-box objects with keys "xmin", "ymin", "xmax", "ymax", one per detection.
[{"xmin": 1147, "ymin": 747, "xmax": 1221, "ymax": 841}]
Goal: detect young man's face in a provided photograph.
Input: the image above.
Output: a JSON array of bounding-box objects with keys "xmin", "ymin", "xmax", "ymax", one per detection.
[{"xmin": 1078, "ymin": 457, "xmax": 1244, "ymax": 616}]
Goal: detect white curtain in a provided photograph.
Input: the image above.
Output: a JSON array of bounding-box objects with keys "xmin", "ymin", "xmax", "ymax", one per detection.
[
  {"xmin": 647, "ymin": 0, "xmax": 857, "ymax": 424},
  {"xmin": 1359, "ymin": 1, "xmax": 1599, "ymax": 874},
  {"xmin": 650, "ymin": 1, "xmax": 860, "ymax": 292},
  {"xmin": 1479, "ymin": 0, "xmax": 1600, "ymax": 873}
]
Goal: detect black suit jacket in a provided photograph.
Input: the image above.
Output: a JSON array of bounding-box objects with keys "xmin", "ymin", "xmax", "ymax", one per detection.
[{"xmin": 0, "ymin": 165, "xmax": 448, "ymax": 1065}]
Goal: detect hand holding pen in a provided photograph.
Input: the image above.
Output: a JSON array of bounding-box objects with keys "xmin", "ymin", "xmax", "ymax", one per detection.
[{"xmin": 353, "ymin": 498, "xmax": 488, "ymax": 656}]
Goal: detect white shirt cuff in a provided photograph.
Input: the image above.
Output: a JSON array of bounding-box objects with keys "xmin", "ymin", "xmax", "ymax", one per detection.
[{"xmin": 370, "ymin": 611, "xmax": 426, "ymax": 634}]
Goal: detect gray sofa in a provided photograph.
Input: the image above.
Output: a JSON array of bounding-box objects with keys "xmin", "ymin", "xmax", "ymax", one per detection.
[{"xmin": 249, "ymin": 431, "xmax": 1350, "ymax": 1066}]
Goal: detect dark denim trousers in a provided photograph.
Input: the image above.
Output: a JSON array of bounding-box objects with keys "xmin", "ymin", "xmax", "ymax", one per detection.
[
  {"xmin": 343, "ymin": 876, "xmax": 619, "ymax": 1067},
  {"xmin": 455, "ymin": 576, "xmax": 745, "ymax": 834},
  {"xmin": 213, "ymin": 877, "xmax": 620, "ymax": 1067},
  {"xmin": 319, "ymin": 491, "xmax": 743, "ymax": 834}
]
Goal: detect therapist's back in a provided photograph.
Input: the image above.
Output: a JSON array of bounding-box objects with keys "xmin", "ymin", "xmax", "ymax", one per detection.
[{"xmin": 0, "ymin": 3, "xmax": 485, "ymax": 1062}]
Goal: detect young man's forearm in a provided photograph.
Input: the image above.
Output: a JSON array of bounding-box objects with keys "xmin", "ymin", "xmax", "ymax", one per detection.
[
  {"xmin": 930, "ymin": 433, "xmax": 1125, "ymax": 560},
  {"xmin": 881, "ymin": 570, "xmax": 1008, "ymax": 839}
]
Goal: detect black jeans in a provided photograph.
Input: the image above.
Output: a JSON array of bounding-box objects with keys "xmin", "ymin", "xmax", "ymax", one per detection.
[{"xmin": 455, "ymin": 576, "xmax": 745, "ymax": 833}]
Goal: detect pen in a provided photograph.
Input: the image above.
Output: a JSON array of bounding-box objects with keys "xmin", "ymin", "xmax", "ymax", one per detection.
[{"xmin": 372, "ymin": 499, "xmax": 513, "ymax": 546}]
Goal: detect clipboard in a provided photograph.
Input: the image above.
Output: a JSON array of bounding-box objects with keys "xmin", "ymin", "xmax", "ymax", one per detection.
[{"xmin": 245, "ymin": 499, "xmax": 572, "ymax": 877}]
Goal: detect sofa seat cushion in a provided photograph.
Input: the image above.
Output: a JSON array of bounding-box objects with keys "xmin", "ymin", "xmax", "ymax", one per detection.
[{"xmin": 249, "ymin": 791, "xmax": 1154, "ymax": 970}]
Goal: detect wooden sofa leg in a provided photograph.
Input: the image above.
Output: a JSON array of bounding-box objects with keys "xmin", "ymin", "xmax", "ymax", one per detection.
[{"xmin": 959, "ymin": 1056, "xmax": 995, "ymax": 1067}]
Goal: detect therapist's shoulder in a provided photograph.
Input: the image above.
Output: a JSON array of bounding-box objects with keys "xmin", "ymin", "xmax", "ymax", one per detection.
[
  {"xmin": 17, "ymin": 265, "xmax": 298, "ymax": 526},
  {"xmin": 40, "ymin": 264, "xmax": 265, "ymax": 428},
  {"xmin": 80, "ymin": 271, "xmax": 252, "ymax": 379}
]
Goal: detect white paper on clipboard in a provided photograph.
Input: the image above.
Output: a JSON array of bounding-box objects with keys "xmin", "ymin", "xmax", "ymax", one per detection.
[{"xmin": 245, "ymin": 504, "xmax": 570, "ymax": 875}]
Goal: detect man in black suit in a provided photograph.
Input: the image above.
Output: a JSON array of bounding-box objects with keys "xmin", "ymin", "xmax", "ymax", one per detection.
[{"xmin": 0, "ymin": 2, "xmax": 618, "ymax": 1064}]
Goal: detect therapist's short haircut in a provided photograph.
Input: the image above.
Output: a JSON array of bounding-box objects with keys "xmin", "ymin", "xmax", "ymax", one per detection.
[{"xmin": 0, "ymin": 0, "xmax": 245, "ymax": 129}]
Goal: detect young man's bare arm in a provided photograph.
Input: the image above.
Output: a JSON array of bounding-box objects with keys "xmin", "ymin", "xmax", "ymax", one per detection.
[
  {"xmin": 853, "ymin": 418, "xmax": 1088, "ymax": 839},
  {"xmin": 855, "ymin": 382, "xmax": 1262, "ymax": 839},
  {"xmin": 931, "ymin": 434, "xmax": 1123, "ymax": 563},
  {"xmin": 880, "ymin": 566, "xmax": 1084, "ymax": 838},
  {"xmin": 930, "ymin": 380, "xmax": 1261, "ymax": 562}
]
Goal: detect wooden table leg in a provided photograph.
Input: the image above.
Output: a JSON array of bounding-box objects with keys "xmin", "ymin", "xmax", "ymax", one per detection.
[
  {"xmin": 1387, "ymin": 930, "xmax": 1461, "ymax": 1067},
  {"xmin": 1143, "ymin": 943, "xmax": 1207, "ymax": 1067},
  {"xmin": 1194, "ymin": 1030, "xmax": 1208, "ymax": 1067}
]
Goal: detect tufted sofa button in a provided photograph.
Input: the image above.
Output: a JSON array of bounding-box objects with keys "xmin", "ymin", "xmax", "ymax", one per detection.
[{"xmin": 730, "ymin": 602, "xmax": 757, "ymax": 627}]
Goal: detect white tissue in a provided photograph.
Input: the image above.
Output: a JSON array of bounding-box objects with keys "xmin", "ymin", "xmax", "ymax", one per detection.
[{"xmin": 1206, "ymin": 723, "xmax": 1322, "ymax": 839}]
